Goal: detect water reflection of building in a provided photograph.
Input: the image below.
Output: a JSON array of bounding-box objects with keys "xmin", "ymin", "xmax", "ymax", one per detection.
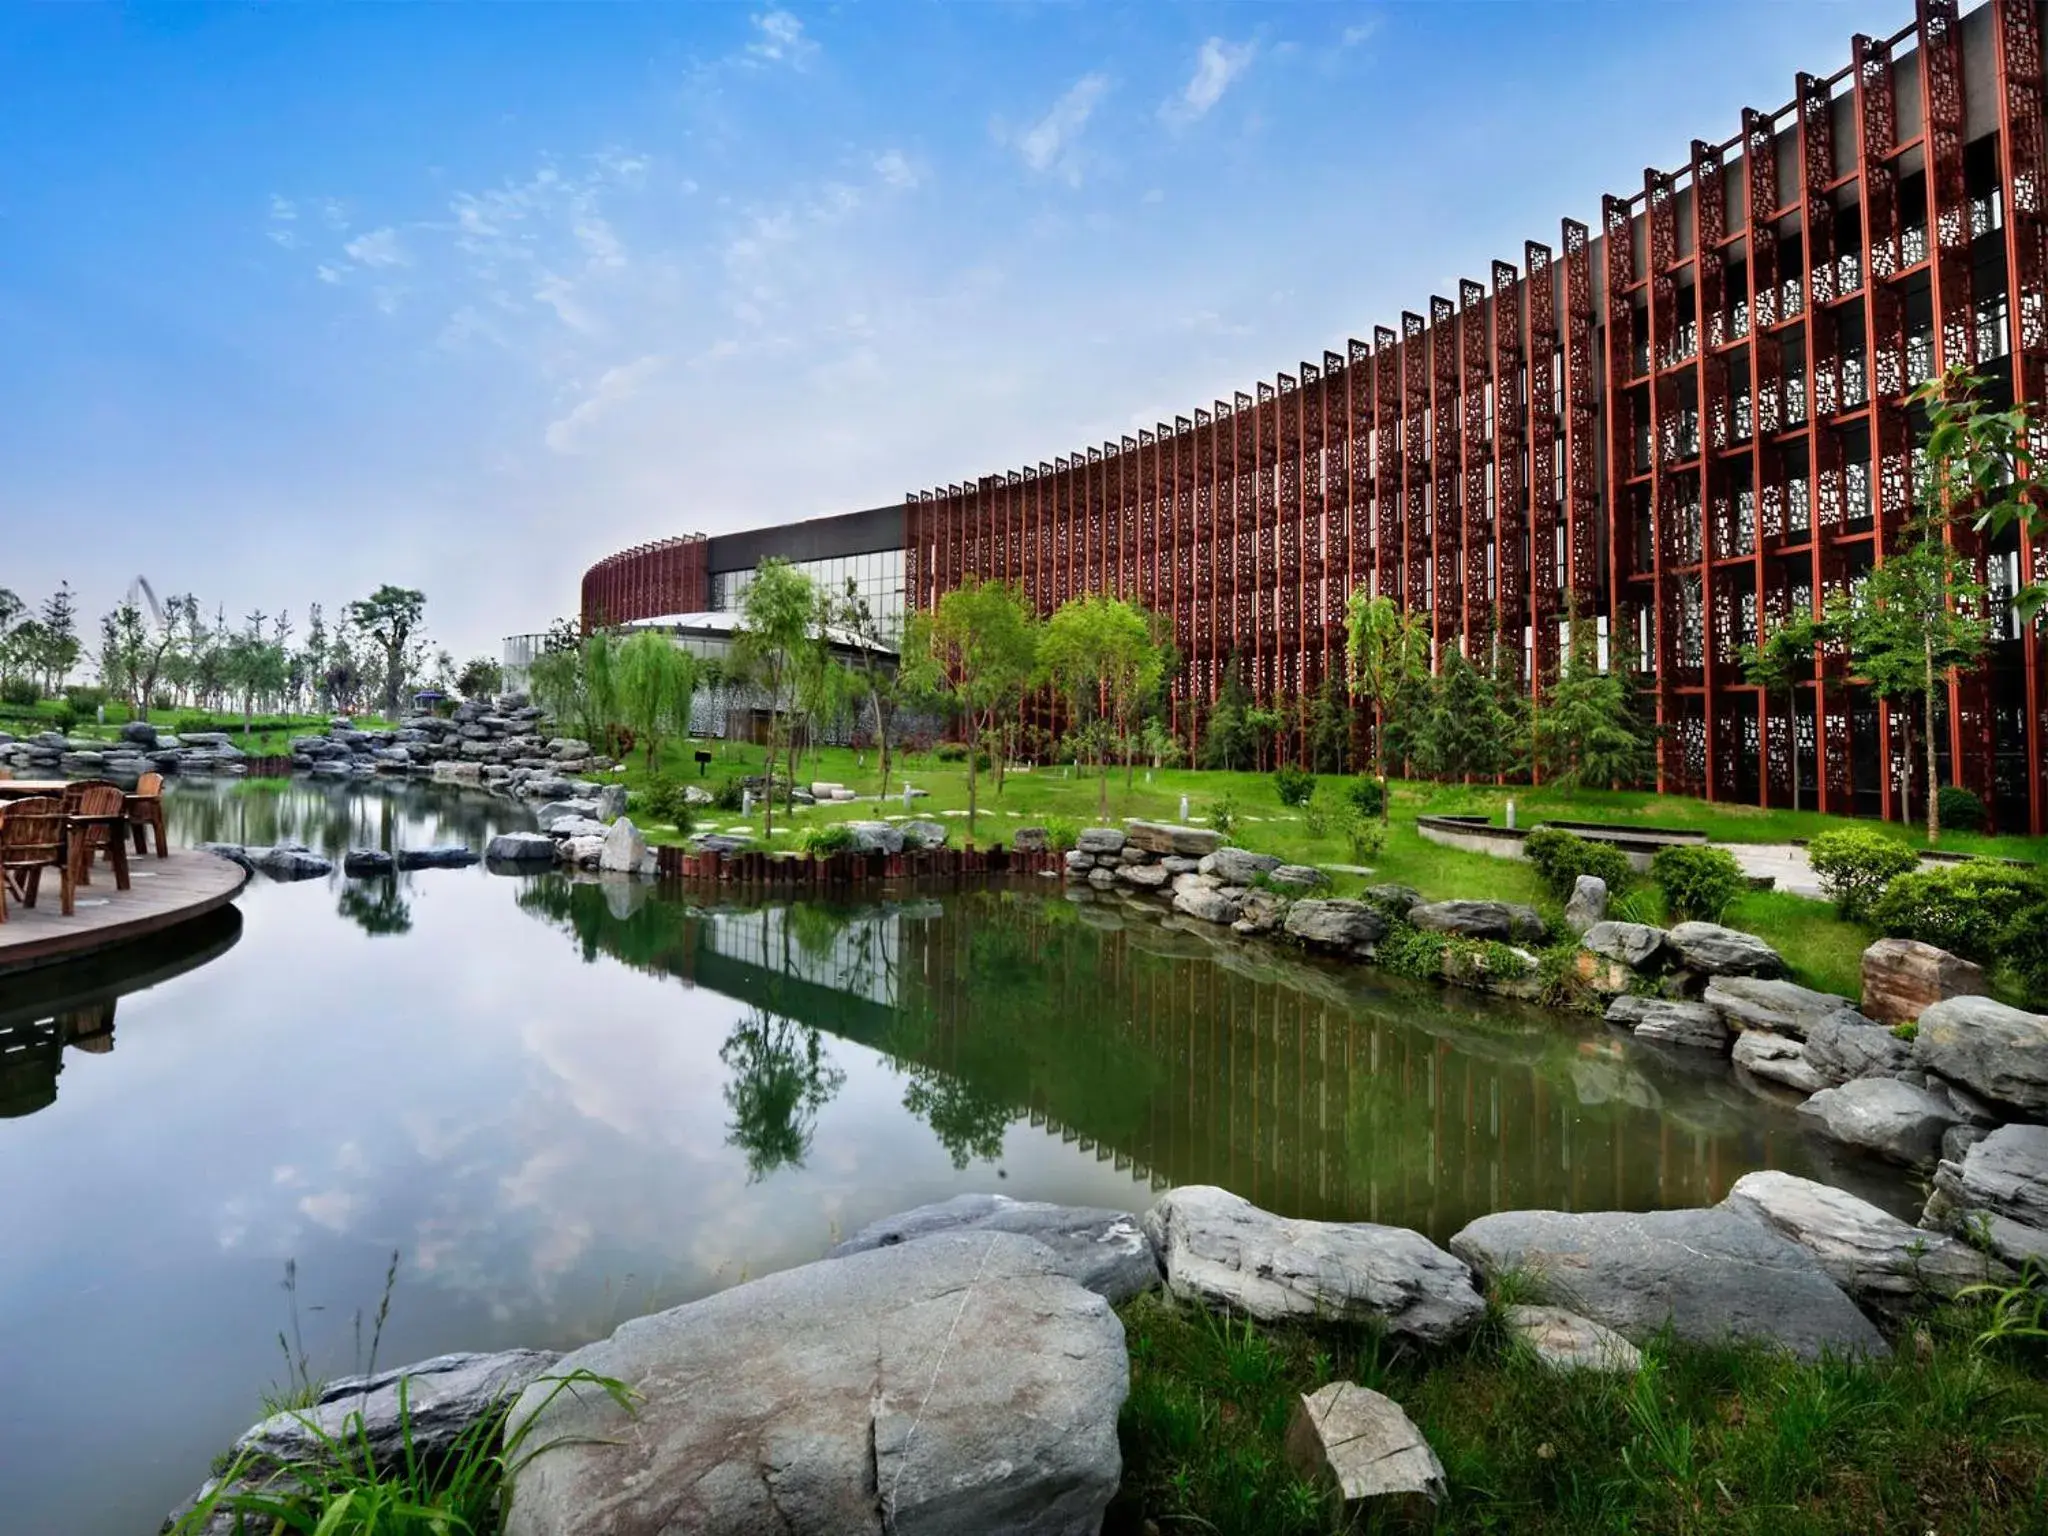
[
  {"xmin": 523, "ymin": 883, "xmax": 1863, "ymax": 1237},
  {"xmin": 0, "ymin": 909, "xmax": 241, "ymax": 1121}
]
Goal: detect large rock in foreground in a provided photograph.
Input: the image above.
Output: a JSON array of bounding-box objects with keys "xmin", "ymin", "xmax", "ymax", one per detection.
[
  {"xmin": 1804, "ymin": 1014, "xmax": 1915, "ymax": 1085},
  {"xmin": 1798, "ymin": 1077, "xmax": 1960, "ymax": 1169},
  {"xmin": 1449, "ymin": 1207, "xmax": 1887, "ymax": 1360},
  {"xmin": 1283, "ymin": 899, "xmax": 1389, "ymax": 954},
  {"xmin": 1664, "ymin": 923, "xmax": 1787, "ymax": 978},
  {"xmin": 1923, "ymin": 1123, "xmax": 2048, "ymax": 1268},
  {"xmin": 1408, "ymin": 899, "xmax": 1545, "ymax": 943},
  {"xmin": 238, "ymin": 1349, "xmax": 561, "ymax": 1472},
  {"xmin": 504, "ymin": 1232, "xmax": 1127, "ymax": 1536},
  {"xmin": 1702, "ymin": 977, "xmax": 1866, "ymax": 1040},
  {"xmin": 1581, "ymin": 921, "xmax": 1668, "ymax": 970},
  {"xmin": 1284, "ymin": 1383, "xmax": 1444, "ymax": 1518},
  {"xmin": 1861, "ymin": 937, "xmax": 1987, "ymax": 1027},
  {"xmin": 1142, "ymin": 1186, "xmax": 1482, "ymax": 1344},
  {"xmin": 1720, "ymin": 1170, "xmax": 2006, "ymax": 1314},
  {"xmin": 827, "ymin": 1194, "xmax": 1159, "ymax": 1303},
  {"xmin": 485, "ymin": 832, "xmax": 558, "ymax": 867},
  {"xmin": 1914, "ymin": 995, "xmax": 2048, "ymax": 1119},
  {"xmin": 1503, "ymin": 1305, "xmax": 1642, "ymax": 1373}
]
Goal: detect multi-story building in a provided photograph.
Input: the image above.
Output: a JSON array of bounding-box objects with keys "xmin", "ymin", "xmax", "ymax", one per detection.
[{"xmin": 580, "ymin": 0, "xmax": 2048, "ymax": 834}]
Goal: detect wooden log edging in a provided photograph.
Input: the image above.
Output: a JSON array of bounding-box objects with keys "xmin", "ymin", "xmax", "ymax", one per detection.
[{"xmin": 654, "ymin": 843, "xmax": 1061, "ymax": 887}]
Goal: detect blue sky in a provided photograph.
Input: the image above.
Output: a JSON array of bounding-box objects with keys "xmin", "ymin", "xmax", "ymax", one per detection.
[{"xmin": 2, "ymin": 1, "xmax": 1885, "ymax": 660}]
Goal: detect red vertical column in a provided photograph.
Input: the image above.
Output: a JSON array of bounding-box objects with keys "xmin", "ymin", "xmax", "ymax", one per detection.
[
  {"xmin": 1494, "ymin": 258, "xmax": 1527, "ymax": 691},
  {"xmin": 1403, "ymin": 312, "xmax": 1430, "ymax": 634},
  {"xmin": 1431, "ymin": 294, "xmax": 1460, "ymax": 655},
  {"xmin": 1528, "ymin": 240, "xmax": 1560, "ymax": 693},
  {"xmin": 1602, "ymin": 195, "xmax": 1637, "ymax": 687},
  {"xmin": 1995, "ymin": 0, "xmax": 2048, "ymax": 835},
  {"xmin": 1460, "ymin": 278, "xmax": 1490, "ymax": 660}
]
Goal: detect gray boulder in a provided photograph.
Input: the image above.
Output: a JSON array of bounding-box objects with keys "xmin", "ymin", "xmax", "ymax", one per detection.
[
  {"xmin": 1142, "ymin": 1185, "xmax": 1483, "ymax": 1344},
  {"xmin": 1805, "ymin": 1015, "xmax": 1915, "ymax": 1085},
  {"xmin": 1125, "ymin": 820, "xmax": 1223, "ymax": 857},
  {"xmin": 1174, "ymin": 885, "xmax": 1246, "ymax": 925},
  {"xmin": 1232, "ymin": 886, "xmax": 1288, "ymax": 934},
  {"xmin": 396, "ymin": 846, "xmax": 479, "ymax": 870},
  {"xmin": 1201, "ymin": 847, "xmax": 1281, "ymax": 885},
  {"xmin": 237, "ymin": 1349, "xmax": 560, "ymax": 1472},
  {"xmin": 844, "ymin": 821, "xmax": 906, "ymax": 856},
  {"xmin": 253, "ymin": 845, "xmax": 333, "ymax": 881},
  {"xmin": 1703, "ymin": 976, "xmax": 1867, "ymax": 1040},
  {"xmin": 900, "ymin": 819, "xmax": 949, "ymax": 851},
  {"xmin": 342, "ymin": 850, "xmax": 394, "ymax": 878},
  {"xmin": 543, "ymin": 815, "xmax": 607, "ymax": 840},
  {"xmin": 1063, "ymin": 849, "xmax": 1092, "ymax": 873},
  {"xmin": 1408, "ymin": 899, "xmax": 1545, "ymax": 944},
  {"xmin": 827, "ymin": 1194, "xmax": 1159, "ymax": 1303},
  {"xmin": 1664, "ymin": 922, "xmax": 1787, "ymax": 978},
  {"xmin": 1861, "ymin": 937, "xmax": 1988, "ymax": 1027},
  {"xmin": 1449, "ymin": 1207, "xmax": 1887, "ymax": 1360},
  {"xmin": 1721, "ymin": 1170, "xmax": 2007, "ymax": 1313},
  {"xmin": 1284, "ymin": 899, "xmax": 1389, "ymax": 954},
  {"xmin": 1605, "ymin": 995, "xmax": 1730, "ymax": 1052},
  {"xmin": 1115, "ymin": 862, "xmax": 1170, "ymax": 890},
  {"xmin": 1922, "ymin": 1123, "xmax": 2048, "ymax": 1267},
  {"xmin": 1075, "ymin": 826, "xmax": 1126, "ymax": 855},
  {"xmin": 1011, "ymin": 826, "xmax": 1050, "ymax": 852},
  {"xmin": 1363, "ymin": 883, "xmax": 1424, "ymax": 916},
  {"xmin": 560, "ymin": 834, "xmax": 605, "ymax": 869},
  {"xmin": 1563, "ymin": 875, "xmax": 1609, "ymax": 935},
  {"xmin": 1502, "ymin": 1305, "xmax": 1642, "ymax": 1372},
  {"xmin": 198, "ymin": 842, "xmax": 255, "ymax": 871},
  {"xmin": 485, "ymin": 832, "xmax": 559, "ymax": 867},
  {"xmin": 1582, "ymin": 920, "xmax": 1668, "ymax": 970},
  {"xmin": 1266, "ymin": 864, "xmax": 1330, "ymax": 894},
  {"xmin": 1284, "ymin": 1383, "xmax": 1445, "ymax": 1517},
  {"xmin": 1914, "ymin": 995, "xmax": 2048, "ymax": 1119},
  {"xmin": 502, "ymin": 1232, "xmax": 1127, "ymax": 1536},
  {"xmin": 598, "ymin": 818, "xmax": 648, "ymax": 875},
  {"xmin": 534, "ymin": 798, "xmax": 600, "ymax": 827},
  {"xmin": 1798, "ymin": 1078, "xmax": 1960, "ymax": 1168},
  {"xmin": 594, "ymin": 783, "xmax": 629, "ymax": 821},
  {"xmin": 1731, "ymin": 1031, "xmax": 1824, "ymax": 1093},
  {"xmin": 1085, "ymin": 866, "xmax": 1116, "ymax": 889},
  {"xmin": 120, "ymin": 720, "xmax": 159, "ymax": 746}
]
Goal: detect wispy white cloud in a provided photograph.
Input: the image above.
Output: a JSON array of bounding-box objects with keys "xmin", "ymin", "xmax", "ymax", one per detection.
[
  {"xmin": 315, "ymin": 263, "xmax": 345, "ymax": 285},
  {"xmin": 545, "ymin": 355, "xmax": 665, "ymax": 453},
  {"xmin": 1340, "ymin": 18, "xmax": 1380, "ymax": 48},
  {"xmin": 344, "ymin": 227, "xmax": 409, "ymax": 268},
  {"xmin": 1008, "ymin": 73, "xmax": 1109, "ymax": 186},
  {"xmin": 1162, "ymin": 38, "xmax": 1256, "ymax": 126},
  {"xmin": 746, "ymin": 10, "xmax": 817, "ymax": 69},
  {"xmin": 269, "ymin": 195, "xmax": 298, "ymax": 223},
  {"xmin": 872, "ymin": 149, "xmax": 920, "ymax": 191}
]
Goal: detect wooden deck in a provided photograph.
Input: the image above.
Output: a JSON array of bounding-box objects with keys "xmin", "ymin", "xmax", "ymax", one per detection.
[{"xmin": 0, "ymin": 849, "xmax": 251, "ymax": 976}]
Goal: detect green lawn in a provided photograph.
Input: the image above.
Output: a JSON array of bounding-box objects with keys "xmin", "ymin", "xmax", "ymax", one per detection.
[{"xmin": 597, "ymin": 738, "xmax": 2048, "ymax": 1001}]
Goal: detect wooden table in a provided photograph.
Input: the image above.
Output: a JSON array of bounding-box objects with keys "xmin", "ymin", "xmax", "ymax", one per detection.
[{"xmin": 0, "ymin": 781, "xmax": 69, "ymax": 800}]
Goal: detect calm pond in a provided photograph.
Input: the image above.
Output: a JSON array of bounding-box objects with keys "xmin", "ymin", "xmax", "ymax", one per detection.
[{"xmin": 0, "ymin": 779, "xmax": 1915, "ymax": 1535}]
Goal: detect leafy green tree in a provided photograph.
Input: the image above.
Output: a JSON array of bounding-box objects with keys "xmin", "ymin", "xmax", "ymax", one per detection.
[
  {"xmin": 1198, "ymin": 656, "xmax": 1256, "ymax": 771},
  {"xmin": 347, "ymin": 585, "xmax": 427, "ymax": 718},
  {"xmin": 1912, "ymin": 364, "xmax": 2046, "ymax": 624},
  {"xmin": 1345, "ymin": 594, "xmax": 1430, "ymax": 818},
  {"xmin": 455, "ymin": 656, "xmax": 503, "ymax": 701},
  {"xmin": 1306, "ymin": 672, "xmax": 1352, "ymax": 776},
  {"xmin": 1530, "ymin": 612, "xmax": 1653, "ymax": 791},
  {"xmin": 902, "ymin": 579, "xmax": 1038, "ymax": 833},
  {"xmin": 617, "ymin": 629, "xmax": 699, "ymax": 770},
  {"xmin": 1737, "ymin": 612, "xmax": 1819, "ymax": 812},
  {"xmin": 734, "ymin": 558, "xmax": 817, "ymax": 836},
  {"xmin": 224, "ymin": 631, "xmax": 288, "ymax": 734},
  {"xmin": 97, "ymin": 601, "xmax": 147, "ymax": 713},
  {"xmin": 1414, "ymin": 646, "xmax": 1519, "ymax": 782},
  {"xmin": 579, "ymin": 628, "xmax": 622, "ymax": 753},
  {"xmin": 718, "ymin": 1007, "xmax": 845, "ymax": 1182},
  {"xmin": 38, "ymin": 582, "xmax": 80, "ymax": 692},
  {"xmin": 834, "ymin": 577, "xmax": 901, "ymax": 797},
  {"xmin": 1039, "ymin": 594, "xmax": 1162, "ymax": 818},
  {"xmin": 1826, "ymin": 529, "xmax": 1990, "ymax": 845}
]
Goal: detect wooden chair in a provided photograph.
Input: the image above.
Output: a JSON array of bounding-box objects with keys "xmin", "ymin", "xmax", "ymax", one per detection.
[
  {"xmin": 127, "ymin": 771, "xmax": 168, "ymax": 859},
  {"xmin": 0, "ymin": 796, "xmax": 72, "ymax": 919},
  {"xmin": 66, "ymin": 782, "xmax": 128, "ymax": 888}
]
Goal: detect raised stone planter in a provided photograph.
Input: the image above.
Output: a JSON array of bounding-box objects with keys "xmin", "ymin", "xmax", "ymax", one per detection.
[{"xmin": 1861, "ymin": 937, "xmax": 1987, "ymax": 1026}]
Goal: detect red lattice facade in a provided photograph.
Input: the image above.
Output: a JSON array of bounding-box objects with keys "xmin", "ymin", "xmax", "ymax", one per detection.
[
  {"xmin": 581, "ymin": 536, "xmax": 710, "ymax": 632},
  {"xmin": 903, "ymin": 0, "xmax": 2048, "ymax": 834}
]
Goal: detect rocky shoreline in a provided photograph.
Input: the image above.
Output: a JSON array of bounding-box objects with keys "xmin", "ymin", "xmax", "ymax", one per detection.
[{"xmin": 172, "ymin": 1161, "xmax": 2030, "ymax": 1534}]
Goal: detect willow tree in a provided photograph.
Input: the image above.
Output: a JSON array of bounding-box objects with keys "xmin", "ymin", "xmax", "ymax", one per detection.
[
  {"xmin": 617, "ymin": 629, "xmax": 700, "ymax": 770},
  {"xmin": 902, "ymin": 578, "xmax": 1038, "ymax": 834}
]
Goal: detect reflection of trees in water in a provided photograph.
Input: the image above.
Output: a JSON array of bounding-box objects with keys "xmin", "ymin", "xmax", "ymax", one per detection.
[
  {"xmin": 718, "ymin": 1006, "xmax": 845, "ymax": 1182},
  {"xmin": 337, "ymin": 878, "xmax": 413, "ymax": 936},
  {"xmin": 898, "ymin": 1052, "xmax": 1010, "ymax": 1168},
  {"xmin": 165, "ymin": 778, "xmax": 534, "ymax": 857}
]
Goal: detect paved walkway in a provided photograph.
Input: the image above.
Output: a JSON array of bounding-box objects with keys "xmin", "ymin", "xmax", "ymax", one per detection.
[{"xmin": 1721, "ymin": 842, "xmax": 1949, "ymax": 902}]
